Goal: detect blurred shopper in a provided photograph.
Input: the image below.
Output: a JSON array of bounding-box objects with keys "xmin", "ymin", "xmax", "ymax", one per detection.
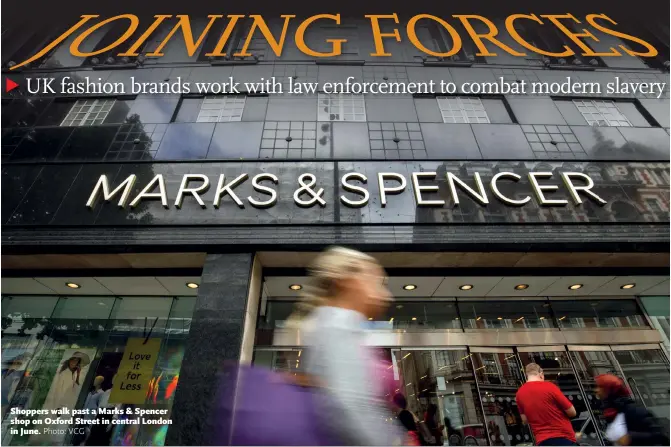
[
  {"xmin": 595, "ymin": 374, "xmax": 668, "ymax": 446},
  {"xmin": 288, "ymin": 246, "xmax": 402, "ymax": 445},
  {"xmin": 393, "ymin": 393, "xmax": 417, "ymax": 432},
  {"xmin": 424, "ymin": 403, "xmax": 444, "ymax": 446},
  {"xmin": 515, "ymin": 363, "xmax": 577, "ymax": 446}
]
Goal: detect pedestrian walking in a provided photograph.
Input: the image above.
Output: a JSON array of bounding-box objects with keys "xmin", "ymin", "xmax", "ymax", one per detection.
[
  {"xmin": 595, "ymin": 374, "xmax": 669, "ymax": 446},
  {"xmin": 515, "ymin": 363, "xmax": 577, "ymax": 446}
]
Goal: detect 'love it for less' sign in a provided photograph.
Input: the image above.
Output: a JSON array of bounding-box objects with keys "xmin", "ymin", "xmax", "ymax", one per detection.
[{"xmin": 109, "ymin": 338, "xmax": 162, "ymax": 404}]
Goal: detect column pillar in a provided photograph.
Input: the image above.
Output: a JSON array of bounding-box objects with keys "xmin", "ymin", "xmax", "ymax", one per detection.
[{"xmin": 166, "ymin": 253, "xmax": 253, "ymax": 446}]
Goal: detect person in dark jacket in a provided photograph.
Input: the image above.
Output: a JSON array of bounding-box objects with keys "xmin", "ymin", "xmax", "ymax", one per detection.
[
  {"xmin": 393, "ymin": 393, "xmax": 417, "ymax": 432},
  {"xmin": 595, "ymin": 374, "xmax": 669, "ymax": 446}
]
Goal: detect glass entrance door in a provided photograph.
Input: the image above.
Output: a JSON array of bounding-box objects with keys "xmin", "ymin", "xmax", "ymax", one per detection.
[
  {"xmin": 611, "ymin": 345, "xmax": 670, "ymax": 439},
  {"xmin": 567, "ymin": 346, "xmax": 625, "ymax": 444},
  {"xmin": 392, "ymin": 348, "xmax": 489, "ymax": 446},
  {"xmin": 517, "ymin": 346, "xmax": 602, "ymax": 446},
  {"xmin": 470, "ymin": 347, "xmax": 534, "ymax": 446}
]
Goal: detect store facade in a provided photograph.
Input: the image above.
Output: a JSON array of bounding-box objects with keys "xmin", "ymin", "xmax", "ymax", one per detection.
[{"xmin": 2, "ymin": 2, "xmax": 670, "ymax": 446}]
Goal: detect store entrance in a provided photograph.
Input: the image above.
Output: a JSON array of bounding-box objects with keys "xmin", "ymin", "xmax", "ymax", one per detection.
[{"xmin": 386, "ymin": 345, "xmax": 669, "ymax": 447}]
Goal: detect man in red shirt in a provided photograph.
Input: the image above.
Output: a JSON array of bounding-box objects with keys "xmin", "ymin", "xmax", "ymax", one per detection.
[{"xmin": 516, "ymin": 363, "xmax": 577, "ymax": 446}]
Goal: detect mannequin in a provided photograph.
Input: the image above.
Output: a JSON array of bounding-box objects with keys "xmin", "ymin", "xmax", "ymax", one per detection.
[
  {"xmin": 85, "ymin": 375, "xmax": 119, "ymax": 447},
  {"xmin": 74, "ymin": 376, "xmax": 105, "ymax": 446}
]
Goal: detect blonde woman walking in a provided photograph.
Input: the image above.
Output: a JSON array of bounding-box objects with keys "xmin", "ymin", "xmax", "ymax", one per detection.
[{"xmin": 287, "ymin": 246, "xmax": 402, "ymax": 445}]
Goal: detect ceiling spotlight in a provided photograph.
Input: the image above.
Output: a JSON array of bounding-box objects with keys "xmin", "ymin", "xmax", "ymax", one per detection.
[
  {"xmin": 289, "ymin": 284, "xmax": 302, "ymax": 291},
  {"xmin": 459, "ymin": 284, "xmax": 474, "ymax": 291},
  {"xmin": 403, "ymin": 284, "xmax": 417, "ymax": 291},
  {"xmin": 412, "ymin": 317, "xmax": 417, "ymax": 321},
  {"xmin": 497, "ymin": 317, "xmax": 503, "ymax": 320},
  {"xmin": 514, "ymin": 284, "xmax": 529, "ymax": 290},
  {"xmin": 620, "ymin": 283, "xmax": 636, "ymax": 290},
  {"xmin": 568, "ymin": 284, "xmax": 583, "ymax": 290},
  {"xmin": 66, "ymin": 282, "xmax": 81, "ymax": 289},
  {"xmin": 368, "ymin": 317, "xmax": 373, "ymax": 321},
  {"xmin": 186, "ymin": 282, "xmax": 199, "ymax": 289}
]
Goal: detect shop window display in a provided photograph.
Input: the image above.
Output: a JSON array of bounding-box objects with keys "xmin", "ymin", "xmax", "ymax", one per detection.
[{"xmin": 0, "ymin": 295, "xmax": 195, "ymax": 447}]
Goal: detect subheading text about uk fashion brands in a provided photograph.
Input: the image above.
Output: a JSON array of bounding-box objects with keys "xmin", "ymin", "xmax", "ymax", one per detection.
[{"xmin": 24, "ymin": 75, "xmax": 668, "ymax": 99}]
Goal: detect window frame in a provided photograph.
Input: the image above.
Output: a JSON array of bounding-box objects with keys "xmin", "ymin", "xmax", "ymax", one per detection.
[
  {"xmin": 60, "ymin": 98, "xmax": 116, "ymax": 127},
  {"xmin": 573, "ymin": 99, "xmax": 632, "ymax": 127},
  {"xmin": 196, "ymin": 95, "xmax": 246, "ymax": 123},
  {"xmin": 437, "ymin": 96, "xmax": 491, "ymax": 124},
  {"xmin": 317, "ymin": 93, "xmax": 366, "ymax": 122}
]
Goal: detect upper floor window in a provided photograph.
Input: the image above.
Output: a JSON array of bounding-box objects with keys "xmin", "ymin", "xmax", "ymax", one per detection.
[
  {"xmin": 318, "ymin": 93, "xmax": 366, "ymax": 122},
  {"xmin": 573, "ymin": 99, "xmax": 632, "ymax": 127},
  {"xmin": 60, "ymin": 99, "xmax": 115, "ymax": 127},
  {"xmin": 437, "ymin": 96, "xmax": 490, "ymax": 124},
  {"xmin": 196, "ymin": 96, "xmax": 245, "ymax": 122}
]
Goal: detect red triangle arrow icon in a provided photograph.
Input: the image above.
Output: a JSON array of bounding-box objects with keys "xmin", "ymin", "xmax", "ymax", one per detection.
[{"xmin": 6, "ymin": 78, "xmax": 19, "ymax": 93}]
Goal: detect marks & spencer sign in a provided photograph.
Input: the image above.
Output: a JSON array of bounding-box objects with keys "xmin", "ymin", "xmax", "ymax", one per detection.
[{"xmin": 87, "ymin": 166, "xmax": 606, "ymax": 211}]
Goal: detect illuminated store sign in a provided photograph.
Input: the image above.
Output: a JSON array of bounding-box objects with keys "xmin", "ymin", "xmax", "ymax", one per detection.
[{"xmin": 86, "ymin": 170, "xmax": 606, "ymax": 210}]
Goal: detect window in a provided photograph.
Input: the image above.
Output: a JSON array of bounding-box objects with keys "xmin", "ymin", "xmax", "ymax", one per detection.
[
  {"xmin": 196, "ymin": 96, "xmax": 245, "ymax": 122},
  {"xmin": 437, "ymin": 96, "xmax": 490, "ymax": 124},
  {"xmin": 553, "ymin": 299, "xmax": 647, "ymax": 329},
  {"xmin": 573, "ymin": 99, "xmax": 632, "ymax": 127},
  {"xmin": 457, "ymin": 300, "xmax": 553, "ymax": 330},
  {"xmin": 318, "ymin": 93, "xmax": 366, "ymax": 121},
  {"xmin": 60, "ymin": 99, "xmax": 115, "ymax": 127}
]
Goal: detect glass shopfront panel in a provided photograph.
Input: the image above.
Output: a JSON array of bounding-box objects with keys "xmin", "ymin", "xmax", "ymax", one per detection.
[
  {"xmin": 470, "ymin": 349, "xmax": 534, "ymax": 446},
  {"xmin": 458, "ymin": 300, "xmax": 554, "ymax": 330},
  {"xmin": 639, "ymin": 296, "xmax": 670, "ymax": 350},
  {"xmin": 553, "ymin": 299, "xmax": 648, "ymax": 329},
  {"xmin": 567, "ymin": 348, "xmax": 623, "ymax": 442},
  {"xmin": 612, "ymin": 348, "xmax": 670, "ymax": 437},
  {"xmin": 0, "ymin": 295, "xmax": 195, "ymax": 447}
]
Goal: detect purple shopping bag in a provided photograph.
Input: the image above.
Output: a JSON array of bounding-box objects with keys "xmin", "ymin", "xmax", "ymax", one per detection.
[{"xmin": 209, "ymin": 364, "xmax": 341, "ymax": 446}]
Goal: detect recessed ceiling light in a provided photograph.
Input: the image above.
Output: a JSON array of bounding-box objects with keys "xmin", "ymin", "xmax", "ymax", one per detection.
[
  {"xmin": 403, "ymin": 284, "xmax": 417, "ymax": 291},
  {"xmin": 497, "ymin": 317, "xmax": 503, "ymax": 320},
  {"xmin": 620, "ymin": 283, "xmax": 636, "ymax": 290},
  {"xmin": 368, "ymin": 317, "xmax": 373, "ymax": 321},
  {"xmin": 66, "ymin": 282, "xmax": 81, "ymax": 289},
  {"xmin": 289, "ymin": 284, "xmax": 302, "ymax": 291},
  {"xmin": 459, "ymin": 284, "xmax": 473, "ymax": 291},
  {"xmin": 412, "ymin": 317, "xmax": 417, "ymax": 321},
  {"xmin": 568, "ymin": 284, "xmax": 583, "ymax": 290},
  {"xmin": 514, "ymin": 284, "xmax": 529, "ymax": 290},
  {"xmin": 186, "ymin": 282, "xmax": 199, "ymax": 289}
]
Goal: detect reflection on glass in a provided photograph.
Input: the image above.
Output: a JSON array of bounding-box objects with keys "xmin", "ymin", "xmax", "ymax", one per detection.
[
  {"xmin": 0, "ymin": 295, "xmax": 195, "ymax": 447},
  {"xmin": 260, "ymin": 300, "xmax": 462, "ymax": 332},
  {"xmin": 613, "ymin": 349, "xmax": 670, "ymax": 439},
  {"xmin": 553, "ymin": 300, "xmax": 648, "ymax": 329},
  {"xmin": 381, "ymin": 302, "xmax": 460, "ymax": 330},
  {"xmin": 394, "ymin": 349, "xmax": 489, "ymax": 447},
  {"xmin": 458, "ymin": 301, "xmax": 554, "ymax": 330},
  {"xmin": 569, "ymin": 350, "xmax": 623, "ymax": 440},
  {"xmin": 471, "ymin": 351, "xmax": 534, "ymax": 446},
  {"xmin": 518, "ymin": 351, "xmax": 601, "ymax": 446}
]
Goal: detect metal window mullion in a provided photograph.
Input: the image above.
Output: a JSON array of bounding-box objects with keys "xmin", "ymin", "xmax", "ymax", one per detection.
[
  {"xmin": 563, "ymin": 346, "xmax": 608, "ymax": 446},
  {"xmin": 82, "ymin": 99, "xmax": 99, "ymax": 126}
]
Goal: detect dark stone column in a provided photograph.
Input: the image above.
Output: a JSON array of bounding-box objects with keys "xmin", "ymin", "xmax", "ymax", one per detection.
[{"xmin": 166, "ymin": 253, "xmax": 253, "ymax": 446}]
